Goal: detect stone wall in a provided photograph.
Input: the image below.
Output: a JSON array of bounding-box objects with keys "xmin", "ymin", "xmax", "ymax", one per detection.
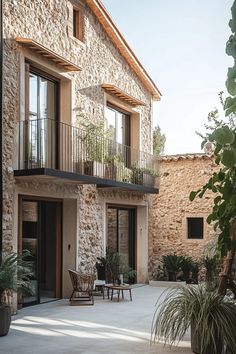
[
  {"xmin": 3, "ymin": 0, "xmax": 154, "ymax": 274},
  {"xmin": 149, "ymin": 155, "xmax": 218, "ymax": 276}
]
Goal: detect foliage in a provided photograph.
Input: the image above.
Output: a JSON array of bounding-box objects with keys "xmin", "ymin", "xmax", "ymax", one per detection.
[
  {"xmin": 181, "ymin": 256, "xmax": 193, "ymax": 282},
  {"xmin": 191, "ymin": 261, "xmax": 200, "ymax": 284},
  {"xmin": 201, "ymin": 255, "xmax": 218, "ymax": 284},
  {"xmin": 152, "ymin": 264, "xmax": 167, "ymax": 281},
  {"xmin": 190, "ymin": 2, "xmax": 236, "ymax": 258},
  {"xmin": 153, "ymin": 125, "xmax": 166, "ymax": 156},
  {"xmin": 162, "ymin": 255, "xmax": 183, "ymax": 281},
  {"xmin": 152, "ymin": 285, "xmax": 236, "ymax": 353},
  {"xmin": 0, "ymin": 251, "xmax": 34, "ymax": 305},
  {"xmin": 189, "ymin": 108, "xmax": 236, "ymax": 257},
  {"xmin": 97, "ymin": 248, "xmax": 136, "ymax": 284},
  {"xmin": 79, "ymin": 119, "xmax": 107, "ymax": 163}
]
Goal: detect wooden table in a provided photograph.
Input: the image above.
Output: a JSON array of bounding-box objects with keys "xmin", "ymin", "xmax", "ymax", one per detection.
[{"xmin": 104, "ymin": 284, "xmax": 132, "ymax": 302}]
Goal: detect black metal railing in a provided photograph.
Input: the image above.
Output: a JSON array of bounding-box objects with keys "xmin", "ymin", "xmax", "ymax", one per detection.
[{"xmin": 18, "ymin": 118, "xmax": 160, "ymax": 188}]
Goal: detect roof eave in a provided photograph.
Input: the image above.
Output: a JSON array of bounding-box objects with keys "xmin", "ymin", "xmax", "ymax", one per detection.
[{"xmin": 86, "ymin": 0, "xmax": 162, "ymax": 100}]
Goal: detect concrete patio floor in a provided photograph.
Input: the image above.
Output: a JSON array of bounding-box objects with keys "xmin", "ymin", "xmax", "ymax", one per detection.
[{"xmin": 1, "ymin": 285, "xmax": 192, "ymax": 354}]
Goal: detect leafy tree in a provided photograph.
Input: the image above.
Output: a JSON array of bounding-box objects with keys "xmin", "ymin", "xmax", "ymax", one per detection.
[
  {"xmin": 190, "ymin": 1, "xmax": 236, "ymax": 296},
  {"xmin": 153, "ymin": 125, "xmax": 166, "ymax": 156}
]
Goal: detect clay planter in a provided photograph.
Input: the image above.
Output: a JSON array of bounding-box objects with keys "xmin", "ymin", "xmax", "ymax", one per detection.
[
  {"xmin": 0, "ymin": 305, "xmax": 11, "ymax": 336},
  {"xmin": 84, "ymin": 161, "xmax": 104, "ymax": 178}
]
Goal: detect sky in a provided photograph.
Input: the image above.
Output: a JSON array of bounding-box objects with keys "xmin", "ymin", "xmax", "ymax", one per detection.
[{"xmin": 102, "ymin": 0, "xmax": 233, "ymax": 155}]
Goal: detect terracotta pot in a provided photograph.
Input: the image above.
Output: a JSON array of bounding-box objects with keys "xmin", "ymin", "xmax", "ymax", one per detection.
[{"xmin": 0, "ymin": 305, "xmax": 11, "ymax": 336}]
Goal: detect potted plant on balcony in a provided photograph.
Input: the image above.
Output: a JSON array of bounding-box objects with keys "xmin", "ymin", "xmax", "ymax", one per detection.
[
  {"xmin": 0, "ymin": 251, "xmax": 34, "ymax": 336},
  {"xmin": 80, "ymin": 120, "xmax": 107, "ymax": 178},
  {"xmin": 131, "ymin": 165, "xmax": 159, "ymax": 187}
]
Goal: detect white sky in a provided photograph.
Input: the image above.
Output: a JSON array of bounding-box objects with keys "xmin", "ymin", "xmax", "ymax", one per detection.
[{"xmin": 102, "ymin": 0, "xmax": 233, "ymax": 154}]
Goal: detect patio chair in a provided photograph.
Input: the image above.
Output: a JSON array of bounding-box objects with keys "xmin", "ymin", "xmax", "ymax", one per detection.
[{"xmin": 68, "ymin": 269, "xmax": 95, "ymax": 306}]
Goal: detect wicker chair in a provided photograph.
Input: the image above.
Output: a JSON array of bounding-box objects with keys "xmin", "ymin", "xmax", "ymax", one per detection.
[{"xmin": 68, "ymin": 269, "xmax": 95, "ymax": 306}]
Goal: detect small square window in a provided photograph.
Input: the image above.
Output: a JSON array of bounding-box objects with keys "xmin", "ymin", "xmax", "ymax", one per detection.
[
  {"xmin": 187, "ymin": 217, "xmax": 204, "ymax": 239},
  {"xmin": 73, "ymin": 8, "xmax": 83, "ymax": 41}
]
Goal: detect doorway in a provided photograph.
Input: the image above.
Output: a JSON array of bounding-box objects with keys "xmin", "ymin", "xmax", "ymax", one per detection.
[
  {"xmin": 107, "ymin": 206, "xmax": 136, "ymax": 279},
  {"xmin": 19, "ymin": 197, "xmax": 62, "ymax": 306}
]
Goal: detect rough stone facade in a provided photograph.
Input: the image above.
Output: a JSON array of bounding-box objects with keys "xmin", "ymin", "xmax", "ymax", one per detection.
[
  {"xmin": 3, "ymin": 0, "xmax": 155, "ymax": 283},
  {"xmin": 149, "ymin": 154, "xmax": 218, "ymax": 275}
]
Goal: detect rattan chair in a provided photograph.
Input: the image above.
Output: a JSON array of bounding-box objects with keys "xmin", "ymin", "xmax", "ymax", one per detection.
[{"xmin": 68, "ymin": 269, "xmax": 95, "ymax": 306}]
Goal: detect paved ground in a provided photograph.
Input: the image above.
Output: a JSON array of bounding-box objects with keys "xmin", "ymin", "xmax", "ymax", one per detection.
[{"xmin": 1, "ymin": 285, "xmax": 192, "ymax": 354}]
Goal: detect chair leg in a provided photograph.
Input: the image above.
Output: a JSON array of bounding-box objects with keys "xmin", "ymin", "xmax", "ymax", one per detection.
[
  {"xmin": 69, "ymin": 290, "xmax": 75, "ymax": 302},
  {"xmin": 129, "ymin": 289, "xmax": 132, "ymax": 301},
  {"xmin": 118, "ymin": 290, "xmax": 120, "ymax": 302},
  {"xmin": 111, "ymin": 289, "xmax": 113, "ymax": 301}
]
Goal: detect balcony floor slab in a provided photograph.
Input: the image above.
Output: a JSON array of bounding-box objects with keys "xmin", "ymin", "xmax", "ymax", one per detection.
[{"xmin": 14, "ymin": 168, "xmax": 159, "ymax": 194}]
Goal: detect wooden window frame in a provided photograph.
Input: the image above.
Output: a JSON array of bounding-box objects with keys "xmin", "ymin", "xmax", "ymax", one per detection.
[{"xmin": 73, "ymin": 7, "xmax": 84, "ymax": 42}]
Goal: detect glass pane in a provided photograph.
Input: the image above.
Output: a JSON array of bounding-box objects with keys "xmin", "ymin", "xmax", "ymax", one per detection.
[
  {"xmin": 116, "ymin": 111, "xmax": 123, "ymax": 145},
  {"xmin": 39, "ymin": 77, "xmax": 56, "ymax": 120},
  {"xmin": 29, "ymin": 73, "xmax": 38, "ymax": 115},
  {"xmin": 107, "ymin": 208, "xmax": 117, "ymax": 252},
  {"xmin": 22, "ymin": 201, "xmax": 38, "ymax": 305},
  {"xmin": 28, "ymin": 118, "xmax": 38, "ymax": 167},
  {"xmin": 105, "ymin": 107, "xmax": 116, "ymax": 141},
  {"xmin": 118, "ymin": 210, "xmax": 129, "ymax": 270}
]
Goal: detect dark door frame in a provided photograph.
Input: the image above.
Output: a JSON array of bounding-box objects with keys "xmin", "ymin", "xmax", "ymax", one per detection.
[{"xmin": 18, "ymin": 195, "xmax": 62, "ymax": 307}]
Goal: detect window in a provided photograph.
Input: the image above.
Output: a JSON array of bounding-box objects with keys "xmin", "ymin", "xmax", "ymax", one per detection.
[
  {"xmin": 105, "ymin": 105, "xmax": 130, "ymax": 147},
  {"xmin": 73, "ymin": 8, "xmax": 83, "ymax": 41},
  {"xmin": 105, "ymin": 104, "xmax": 131, "ymax": 166},
  {"xmin": 187, "ymin": 217, "xmax": 204, "ymax": 239},
  {"xmin": 25, "ymin": 64, "xmax": 58, "ymax": 168}
]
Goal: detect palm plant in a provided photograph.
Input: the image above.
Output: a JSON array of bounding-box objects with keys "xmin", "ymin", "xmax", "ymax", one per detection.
[
  {"xmin": 162, "ymin": 254, "xmax": 183, "ymax": 281},
  {"xmin": 201, "ymin": 255, "xmax": 218, "ymax": 287},
  {"xmin": 180, "ymin": 256, "xmax": 193, "ymax": 282},
  {"xmin": 152, "ymin": 285, "xmax": 236, "ymax": 354},
  {"xmin": 0, "ymin": 251, "xmax": 34, "ymax": 305}
]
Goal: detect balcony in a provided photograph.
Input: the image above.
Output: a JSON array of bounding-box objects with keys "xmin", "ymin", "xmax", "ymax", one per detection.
[{"xmin": 14, "ymin": 119, "xmax": 160, "ymax": 194}]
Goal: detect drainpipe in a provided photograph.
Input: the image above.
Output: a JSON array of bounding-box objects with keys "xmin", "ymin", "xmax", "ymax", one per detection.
[{"xmin": 0, "ymin": 0, "xmax": 3, "ymax": 264}]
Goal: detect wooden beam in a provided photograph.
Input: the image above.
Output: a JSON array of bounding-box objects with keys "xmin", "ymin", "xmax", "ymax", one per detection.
[
  {"xmin": 16, "ymin": 37, "xmax": 82, "ymax": 72},
  {"xmin": 101, "ymin": 83, "xmax": 146, "ymax": 106}
]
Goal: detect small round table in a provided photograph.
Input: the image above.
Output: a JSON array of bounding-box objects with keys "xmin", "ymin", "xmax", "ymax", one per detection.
[{"xmin": 105, "ymin": 284, "xmax": 132, "ymax": 302}]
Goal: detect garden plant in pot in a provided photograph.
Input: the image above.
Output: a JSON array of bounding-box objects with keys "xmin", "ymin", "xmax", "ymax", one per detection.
[
  {"xmin": 162, "ymin": 254, "xmax": 183, "ymax": 281},
  {"xmin": 152, "ymin": 3, "xmax": 236, "ymax": 352},
  {"xmin": 0, "ymin": 251, "xmax": 34, "ymax": 336}
]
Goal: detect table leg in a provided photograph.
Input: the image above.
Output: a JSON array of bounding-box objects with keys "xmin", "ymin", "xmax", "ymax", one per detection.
[
  {"xmin": 102, "ymin": 286, "xmax": 105, "ymax": 300},
  {"xmin": 107, "ymin": 288, "xmax": 110, "ymax": 299},
  {"xmin": 129, "ymin": 289, "xmax": 132, "ymax": 301},
  {"xmin": 122, "ymin": 290, "xmax": 124, "ymax": 299},
  {"xmin": 118, "ymin": 290, "xmax": 120, "ymax": 302},
  {"xmin": 111, "ymin": 289, "xmax": 113, "ymax": 301}
]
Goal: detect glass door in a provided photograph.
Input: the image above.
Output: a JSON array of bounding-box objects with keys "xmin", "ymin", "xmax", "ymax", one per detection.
[
  {"xmin": 21, "ymin": 201, "xmax": 39, "ymax": 305},
  {"xmin": 107, "ymin": 206, "xmax": 136, "ymax": 281},
  {"xmin": 25, "ymin": 65, "xmax": 58, "ymax": 169},
  {"xmin": 20, "ymin": 199, "xmax": 62, "ymax": 307}
]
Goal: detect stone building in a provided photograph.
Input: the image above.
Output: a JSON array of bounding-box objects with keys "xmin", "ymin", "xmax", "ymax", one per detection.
[
  {"xmin": 149, "ymin": 153, "xmax": 218, "ymax": 274},
  {"xmin": 3, "ymin": 0, "xmax": 161, "ymax": 307}
]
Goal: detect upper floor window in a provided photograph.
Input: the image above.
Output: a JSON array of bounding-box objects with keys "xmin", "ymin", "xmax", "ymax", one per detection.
[
  {"xmin": 73, "ymin": 8, "xmax": 83, "ymax": 42},
  {"xmin": 105, "ymin": 105, "xmax": 130, "ymax": 147},
  {"xmin": 25, "ymin": 64, "xmax": 59, "ymax": 169},
  {"xmin": 187, "ymin": 217, "xmax": 204, "ymax": 239}
]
